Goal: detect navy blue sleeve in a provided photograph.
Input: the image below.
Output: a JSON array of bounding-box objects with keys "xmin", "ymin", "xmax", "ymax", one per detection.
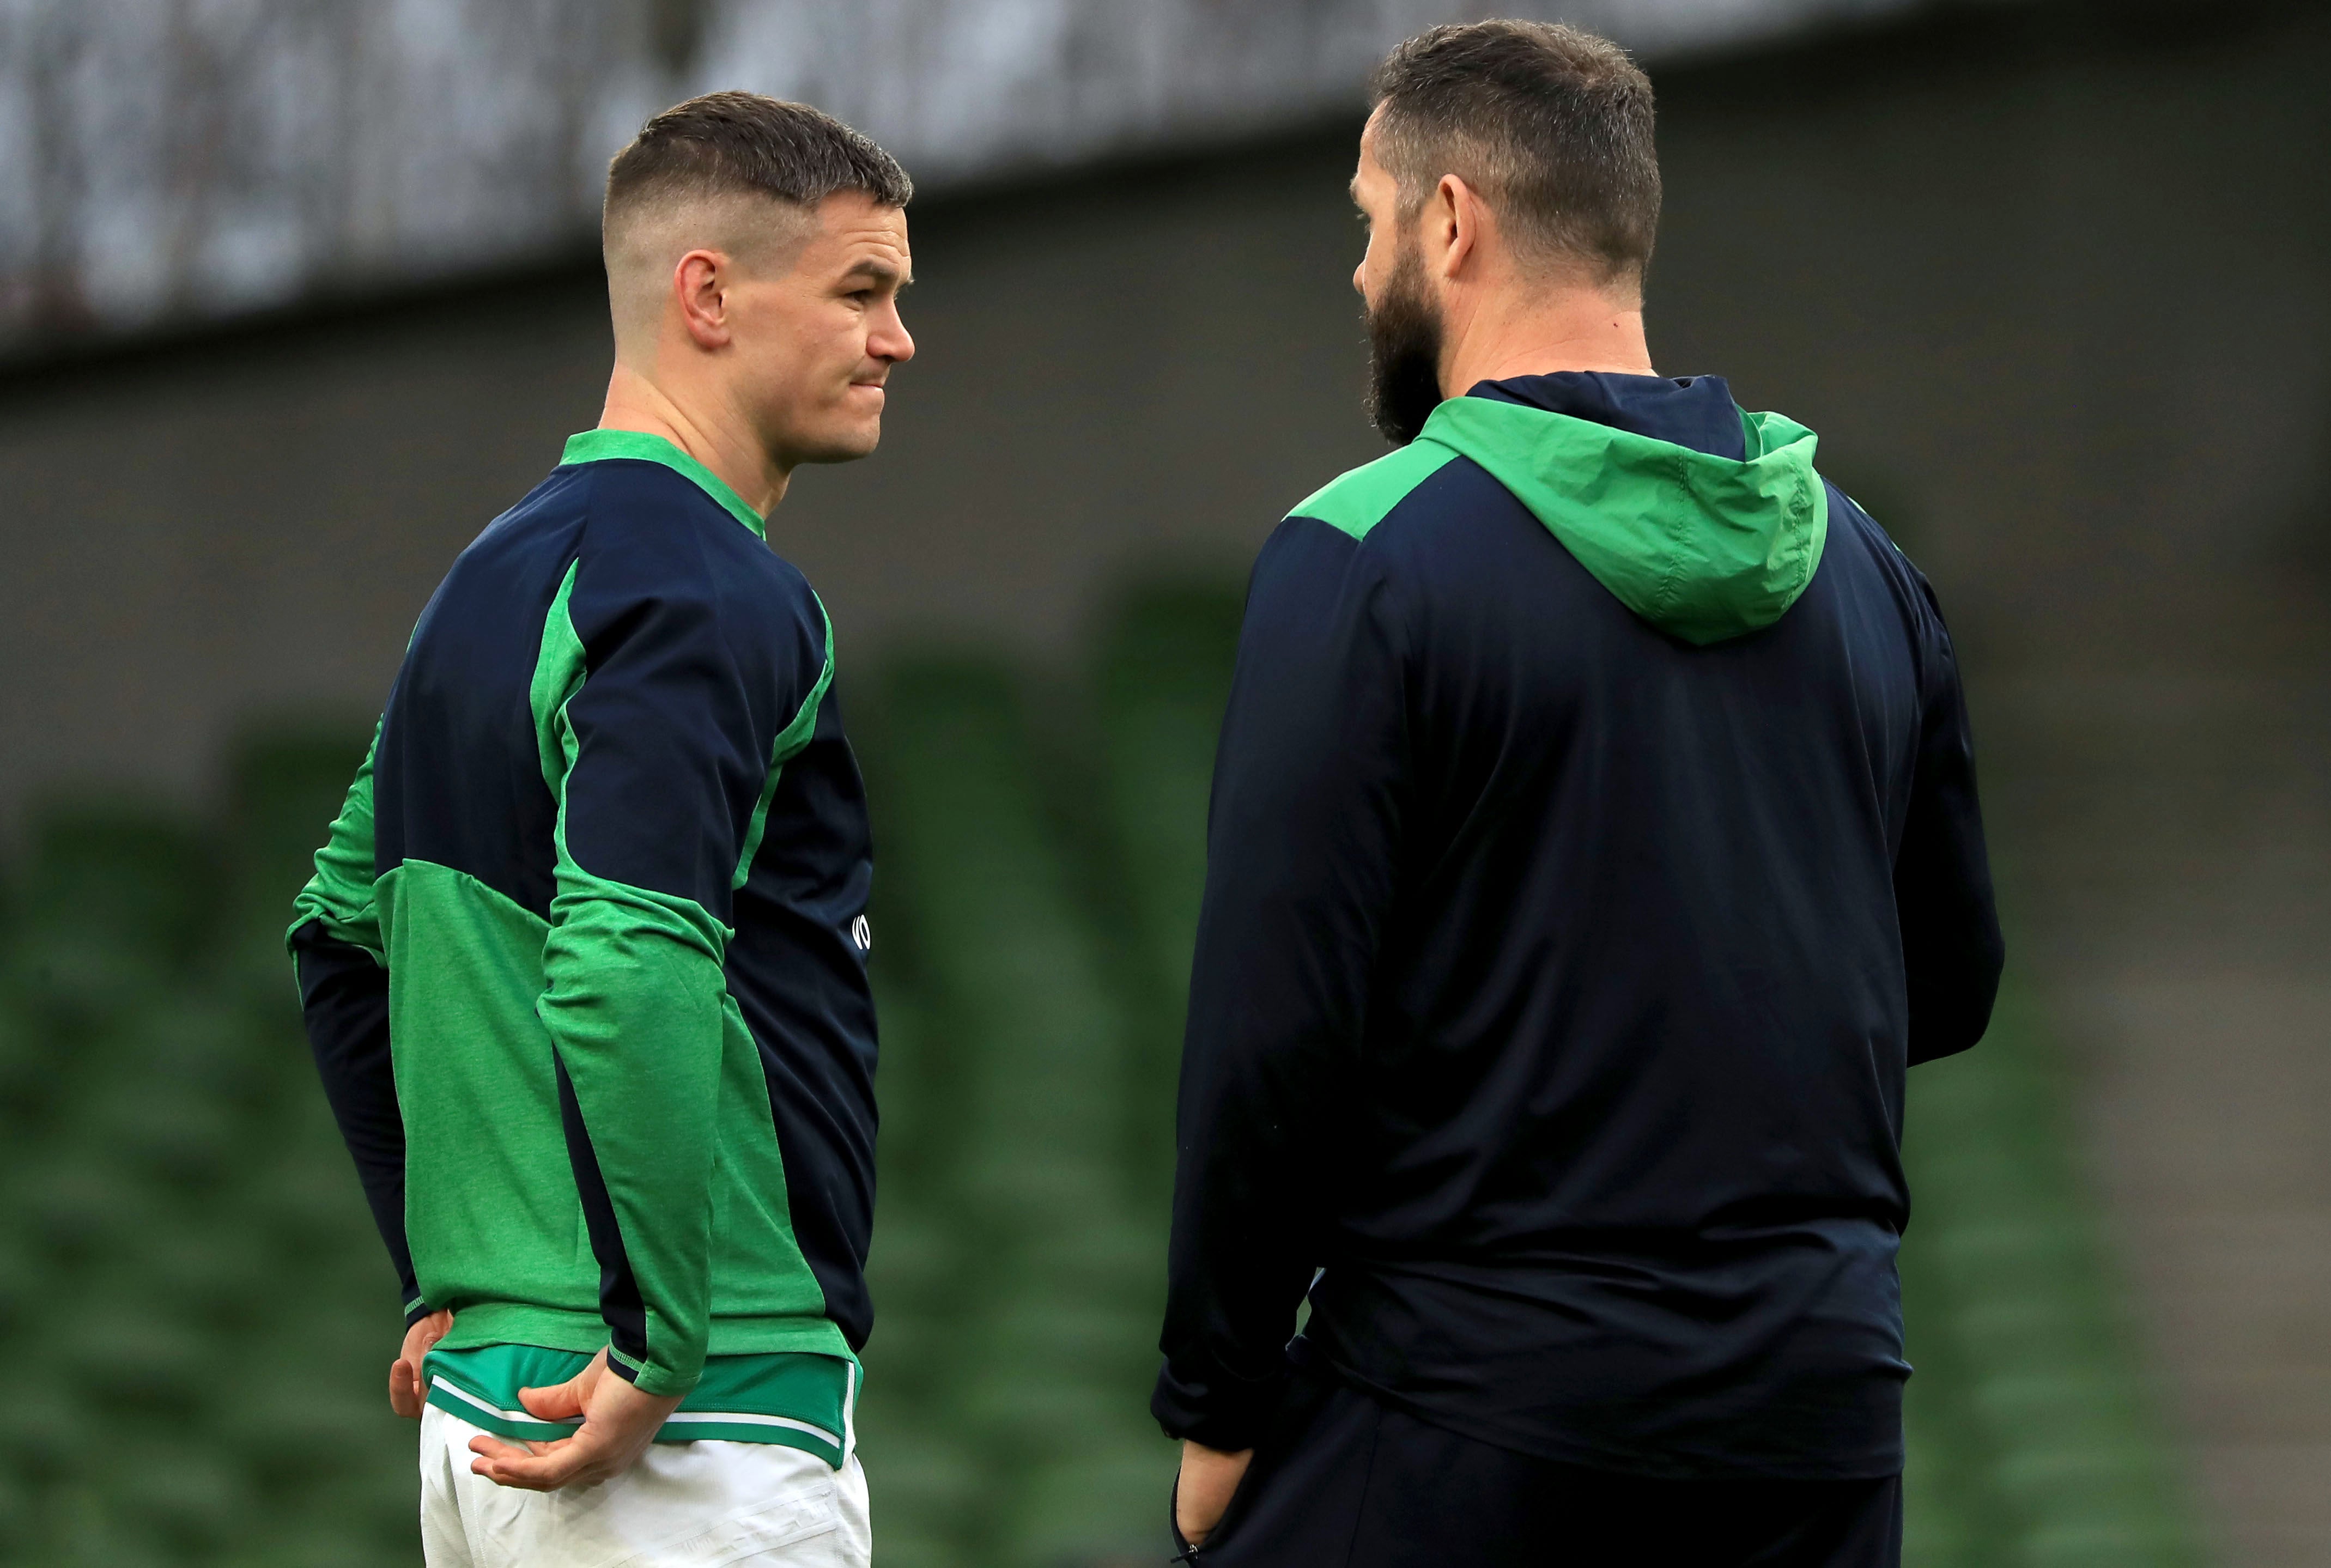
[
  {"xmin": 554, "ymin": 522, "xmax": 819, "ymax": 918},
  {"xmin": 1895, "ymin": 572, "xmax": 2004, "ymax": 1065},
  {"xmin": 288, "ymin": 729, "xmax": 425, "ymax": 1322},
  {"xmin": 291, "ymin": 921, "xmax": 424, "ymax": 1322},
  {"xmin": 1153, "ymin": 516, "xmax": 1411, "ymax": 1450}
]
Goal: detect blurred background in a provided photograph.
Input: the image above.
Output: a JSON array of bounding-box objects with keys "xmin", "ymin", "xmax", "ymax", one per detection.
[{"xmin": 0, "ymin": 0, "xmax": 2325, "ymax": 1563}]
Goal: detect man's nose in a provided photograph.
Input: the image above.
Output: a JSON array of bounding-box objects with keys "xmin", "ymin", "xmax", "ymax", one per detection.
[{"xmin": 876, "ymin": 313, "xmax": 915, "ymax": 365}]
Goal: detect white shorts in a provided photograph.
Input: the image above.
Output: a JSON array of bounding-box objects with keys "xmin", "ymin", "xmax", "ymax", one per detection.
[{"xmin": 418, "ymin": 1404, "xmax": 871, "ymax": 1568}]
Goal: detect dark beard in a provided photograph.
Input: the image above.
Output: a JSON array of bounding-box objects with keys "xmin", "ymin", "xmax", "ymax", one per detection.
[{"xmin": 1364, "ymin": 247, "xmax": 1446, "ymax": 446}]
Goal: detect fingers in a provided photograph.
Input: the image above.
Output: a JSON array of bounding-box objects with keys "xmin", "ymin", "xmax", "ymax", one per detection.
[
  {"xmin": 394, "ymin": 1307, "xmax": 456, "ymax": 1419},
  {"xmin": 468, "ymin": 1433, "xmax": 557, "ymax": 1463},
  {"xmin": 469, "ymin": 1432, "xmax": 618, "ymax": 1492},
  {"xmin": 516, "ymin": 1374, "xmax": 587, "ymax": 1422},
  {"xmin": 513, "ymin": 1342, "xmax": 606, "ymax": 1421},
  {"xmin": 390, "ymin": 1356, "xmax": 424, "ymax": 1419}
]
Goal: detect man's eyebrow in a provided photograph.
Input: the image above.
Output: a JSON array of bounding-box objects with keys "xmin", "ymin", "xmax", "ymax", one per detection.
[{"xmin": 840, "ymin": 257, "xmax": 908, "ymax": 288}]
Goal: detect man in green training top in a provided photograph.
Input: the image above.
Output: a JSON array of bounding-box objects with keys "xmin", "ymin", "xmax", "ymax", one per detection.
[{"xmin": 289, "ymin": 93, "xmax": 911, "ymax": 1566}]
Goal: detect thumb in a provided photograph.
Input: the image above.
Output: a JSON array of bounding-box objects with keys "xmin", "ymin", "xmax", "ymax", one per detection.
[{"xmin": 517, "ymin": 1371, "xmax": 590, "ymax": 1423}]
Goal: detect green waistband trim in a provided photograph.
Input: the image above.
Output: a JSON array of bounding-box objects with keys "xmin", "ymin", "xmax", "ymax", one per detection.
[
  {"xmin": 424, "ymin": 1344, "xmax": 855, "ymax": 1466},
  {"xmin": 434, "ymin": 1302, "xmax": 851, "ymax": 1362},
  {"xmin": 559, "ymin": 428, "xmax": 768, "ymax": 539}
]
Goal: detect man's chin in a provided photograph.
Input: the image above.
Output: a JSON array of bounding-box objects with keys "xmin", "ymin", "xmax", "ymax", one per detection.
[{"xmin": 786, "ymin": 421, "xmax": 884, "ymax": 467}]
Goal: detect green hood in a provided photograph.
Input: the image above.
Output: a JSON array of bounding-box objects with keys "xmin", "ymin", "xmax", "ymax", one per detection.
[{"xmin": 1418, "ymin": 395, "xmax": 1828, "ymax": 645}]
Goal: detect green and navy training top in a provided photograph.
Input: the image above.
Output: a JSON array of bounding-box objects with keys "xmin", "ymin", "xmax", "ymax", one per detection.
[{"xmin": 289, "ymin": 429, "xmax": 876, "ymax": 1465}]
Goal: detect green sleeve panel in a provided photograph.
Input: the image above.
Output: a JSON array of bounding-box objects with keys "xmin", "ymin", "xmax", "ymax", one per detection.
[
  {"xmin": 287, "ymin": 718, "xmax": 385, "ymax": 962},
  {"xmin": 537, "ymin": 840, "xmax": 729, "ymax": 1397}
]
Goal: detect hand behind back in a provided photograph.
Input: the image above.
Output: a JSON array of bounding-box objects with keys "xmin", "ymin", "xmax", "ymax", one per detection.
[{"xmin": 466, "ymin": 1347, "xmax": 684, "ymax": 1491}]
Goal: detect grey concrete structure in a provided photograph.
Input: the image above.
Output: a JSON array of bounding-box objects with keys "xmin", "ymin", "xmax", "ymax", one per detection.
[
  {"xmin": 0, "ymin": 4, "xmax": 2324, "ymax": 1560},
  {"xmin": 0, "ymin": 0, "xmax": 1921, "ymax": 353}
]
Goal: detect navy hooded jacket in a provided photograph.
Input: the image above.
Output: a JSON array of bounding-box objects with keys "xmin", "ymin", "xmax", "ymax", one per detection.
[{"xmin": 1152, "ymin": 372, "xmax": 2003, "ymax": 1480}]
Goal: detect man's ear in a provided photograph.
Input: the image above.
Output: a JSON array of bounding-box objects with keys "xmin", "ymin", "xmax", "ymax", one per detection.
[
  {"xmin": 1432, "ymin": 174, "xmax": 1483, "ymax": 283},
  {"xmin": 674, "ymin": 250, "xmax": 732, "ymax": 349}
]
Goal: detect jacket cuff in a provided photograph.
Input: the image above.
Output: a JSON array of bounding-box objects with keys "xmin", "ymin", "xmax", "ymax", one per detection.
[
  {"xmin": 606, "ymin": 1346, "xmax": 700, "ymax": 1400},
  {"xmin": 1151, "ymin": 1359, "xmax": 1286, "ymax": 1452}
]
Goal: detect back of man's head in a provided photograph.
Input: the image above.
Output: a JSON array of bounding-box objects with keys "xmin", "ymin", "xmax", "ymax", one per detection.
[
  {"xmin": 602, "ymin": 92, "xmax": 913, "ymax": 353},
  {"xmin": 1369, "ymin": 21, "xmax": 1659, "ymax": 296}
]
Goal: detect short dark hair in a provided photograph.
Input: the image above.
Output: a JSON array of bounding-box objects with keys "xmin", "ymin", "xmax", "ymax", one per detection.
[
  {"xmin": 604, "ymin": 92, "xmax": 912, "ymax": 232},
  {"xmin": 1369, "ymin": 21, "xmax": 1659, "ymax": 288}
]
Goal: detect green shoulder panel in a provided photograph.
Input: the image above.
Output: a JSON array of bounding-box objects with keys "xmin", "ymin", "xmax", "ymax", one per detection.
[{"xmin": 1285, "ymin": 439, "xmax": 1460, "ymax": 541}]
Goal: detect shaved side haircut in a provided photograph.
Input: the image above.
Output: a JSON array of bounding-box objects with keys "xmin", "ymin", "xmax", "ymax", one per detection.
[
  {"xmin": 1370, "ymin": 21, "xmax": 1660, "ymax": 291},
  {"xmin": 602, "ymin": 92, "xmax": 912, "ymax": 347}
]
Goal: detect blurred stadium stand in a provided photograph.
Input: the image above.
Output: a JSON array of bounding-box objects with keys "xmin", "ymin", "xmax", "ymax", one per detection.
[
  {"xmin": 3, "ymin": 2, "xmax": 2327, "ymax": 1565},
  {"xmin": 0, "ymin": 588, "xmax": 2214, "ymax": 1566}
]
